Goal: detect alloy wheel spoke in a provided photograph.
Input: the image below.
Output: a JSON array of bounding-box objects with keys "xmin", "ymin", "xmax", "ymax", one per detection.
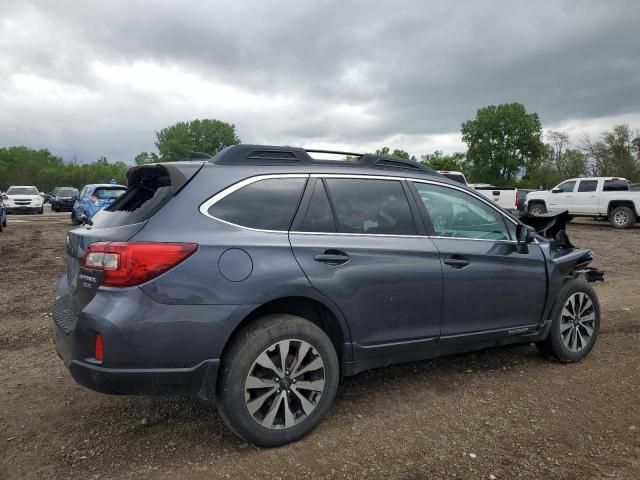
[
  {"xmin": 580, "ymin": 312, "xmax": 596, "ymax": 323},
  {"xmin": 293, "ymin": 378, "xmax": 325, "ymax": 391},
  {"xmin": 291, "ymin": 342, "xmax": 311, "ymax": 377},
  {"xmin": 579, "ymin": 323, "xmax": 594, "ymax": 337},
  {"xmin": 246, "ymin": 387, "xmax": 278, "ymax": 415},
  {"xmin": 291, "ymin": 386, "xmax": 315, "ymax": 415},
  {"xmin": 579, "ymin": 297, "xmax": 592, "ymax": 316},
  {"xmin": 560, "ymin": 321, "xmax": 573, "ymax": 333},
  {"xmin": 292, "ymin": 356, "xmax": 323, "ymax": 378},
  {"xmin": 261, "ymin": 392, "xmax": 284, "ymax": 428},
  {"xmin": 283, "ymin": 393, "xmax": 296, "ymax": 428},
  {"xmin": 245, "ymin": 375, "xmax": 277, "ymax": 390},
  {"xmin": 278, "ymin": 340, "xmax": 290, "ymax": 374},
  {"xmin": 256, "ymin": 351, "xmax": 283, "ymax": 377}
]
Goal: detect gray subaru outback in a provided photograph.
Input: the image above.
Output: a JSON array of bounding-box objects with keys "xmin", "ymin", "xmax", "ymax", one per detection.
[{"xmin": 53, "ymin": 145, "xmax": 603, "ymax": 447}]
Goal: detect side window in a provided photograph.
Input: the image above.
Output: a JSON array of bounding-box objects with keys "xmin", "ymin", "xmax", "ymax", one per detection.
[
  {"xmin": 300, "ymin": 180, "xmax": 336, "ymax": 233},
  {"xmin": 603, "ymin": 179, "xmax": 629, "ymax": 191},
  {"xmin": 324, "ymin": 178, "xmax": 416, "ymax": 235},
  {"xmin": 208, "ymin": 177, "xmax": 306, "ymax": 231},
  {"xmin": 413, "ymin": 182, "xmax": 511, "ymax": 241},
  {"xmin": 577, "ymin": 180, "xmax": 598, "ymax": 192},
  {"xmin": 555, "ymin": 180, "xmax": 576, "ymax": 193},
  {"xmin": 79, "ymin": 187, "xmax": 88, "ymax": 198}
]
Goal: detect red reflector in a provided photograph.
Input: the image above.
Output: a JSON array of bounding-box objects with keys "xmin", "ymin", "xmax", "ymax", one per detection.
[
  {"xmin": 95, "ymin": 334, "xmax": 104, "ymax": 362},
  {"xmin": 83, "ymin": 242, "xmax": 198, "ymax": 287}
]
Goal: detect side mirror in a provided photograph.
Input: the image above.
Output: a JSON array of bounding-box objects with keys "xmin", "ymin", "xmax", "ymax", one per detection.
[
  {"xmin": 551, "ymin": 188, "xmax": 562, "ymax": 193},
  {"xmin": 516, "ymin": 224, "xmax": 536, "ymax": 244}
]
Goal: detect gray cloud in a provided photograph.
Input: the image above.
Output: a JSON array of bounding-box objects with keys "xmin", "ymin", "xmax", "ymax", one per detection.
[{"xmin": 0, "ymin": 0, "xmax": 639, "ymax": 161}]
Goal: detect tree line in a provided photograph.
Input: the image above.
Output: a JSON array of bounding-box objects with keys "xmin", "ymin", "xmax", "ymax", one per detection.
[{"xmin": 2, "ymin": 104, "xmax": 639, "ymax": 192}]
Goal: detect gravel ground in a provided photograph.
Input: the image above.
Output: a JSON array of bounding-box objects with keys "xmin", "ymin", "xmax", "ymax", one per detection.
[{"xmin": 1, "ymin": 209, "xmax": 639, "ymax": 480}]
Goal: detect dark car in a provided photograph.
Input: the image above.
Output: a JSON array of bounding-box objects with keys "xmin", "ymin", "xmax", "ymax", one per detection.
[
  {"xmin": 53, "ymin": 145, "xmax": 603, "ymax": 447},
  {"xmin": 0, "ymin": 194, "xmax": 7, "ymax": 232},
  {"xmin": 51, "ymin": 187, "xmax": 80, "ymax": 212},
  {"xmin": 516, "ymin": 188, "xmax": 535, "ymax": 213}
]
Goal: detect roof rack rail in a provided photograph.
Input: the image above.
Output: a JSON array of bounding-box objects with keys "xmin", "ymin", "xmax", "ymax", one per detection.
[
  {"xmin": 188, "ymin": 151, "xmax": 213, "ymax": 161},
  {"xmin": 210, "ymin": 144, "xmax": 436, "ymax": 175}
]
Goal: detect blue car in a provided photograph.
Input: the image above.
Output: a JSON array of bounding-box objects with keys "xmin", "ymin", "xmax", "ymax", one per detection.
[
  {"xmin": 0, "ymin": 193, "xmax": 7, "ymax": 232},
  {"xmin": 71, "ymin": 183, "xmax": 126, "ymax": 225}
]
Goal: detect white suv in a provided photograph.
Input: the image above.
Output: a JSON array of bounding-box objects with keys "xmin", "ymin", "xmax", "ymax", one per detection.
[{"xmin": 4, "ymin": 185, "xmax": 44, "ymax": 214}]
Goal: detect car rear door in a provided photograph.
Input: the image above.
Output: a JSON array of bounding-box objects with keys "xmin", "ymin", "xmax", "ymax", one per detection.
[
  {"xmin": 289, "ymin": 176, "xmax": 443, "ymax": 358},
  {"xmin": 409, "ymin": 180, "xmax": 547, "ymax": 339}
]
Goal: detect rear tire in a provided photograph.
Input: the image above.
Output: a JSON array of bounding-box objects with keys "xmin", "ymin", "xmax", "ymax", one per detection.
[
  {"xmin": 528, "ymin": 202, "xmax": 547, "ymax": 216},
  {"xmin": 609, "ymin": 206, "xmax": 635, "ymax": 229},
  {"xmin": 216, "ymin": 314, "xmax": 339, "ymax": 447},
  {"xmin": 536, "ymin": 278, "xmax": 600, "ymax": 363}
]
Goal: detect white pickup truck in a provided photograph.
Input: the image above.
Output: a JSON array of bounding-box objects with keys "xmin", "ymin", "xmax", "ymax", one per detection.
[
  {"xmin": 437, "ymin": 172, "xmax": 519, "ymax": 213},
  {"xmin": 525, "ymin": 177, "xmax": 640, "ymax": 229}
]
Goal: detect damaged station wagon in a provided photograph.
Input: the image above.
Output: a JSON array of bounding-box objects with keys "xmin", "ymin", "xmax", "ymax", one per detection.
[{"xmin": 53, "ymin": 145, "xmax": 603, "ymax": 447}]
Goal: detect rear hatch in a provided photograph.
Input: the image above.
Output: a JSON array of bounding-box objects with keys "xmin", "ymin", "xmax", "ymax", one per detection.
[{"xmin": 65, "ymin": 162, "xmax": 204, "ymax": 312}]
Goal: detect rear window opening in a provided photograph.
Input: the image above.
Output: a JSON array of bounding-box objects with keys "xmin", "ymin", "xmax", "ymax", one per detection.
[{"xmin": 91, "ymin": 167, "xmax": 173, "ymax": 228}]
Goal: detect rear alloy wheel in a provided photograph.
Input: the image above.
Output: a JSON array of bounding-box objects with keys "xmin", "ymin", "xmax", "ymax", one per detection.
[
  {"xmin": 217, "ymin": 314, "xmax": 338, "ymax": 447},
  {"xmin": 609, "ymin": 206, "xmax": 635, "ymax": 229},
  {"xmin": 529, "ymin": 203, "xmax": 547, "ymax": 216},
  {"xmin": 537, "ymin": 278, "xmax": 600, "ymax": 363}
]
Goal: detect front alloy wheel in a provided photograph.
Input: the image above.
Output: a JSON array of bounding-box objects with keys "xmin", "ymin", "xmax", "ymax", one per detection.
[{"xmin": 559, "ymin": 292, "xmax": 596, "ymax": 352}]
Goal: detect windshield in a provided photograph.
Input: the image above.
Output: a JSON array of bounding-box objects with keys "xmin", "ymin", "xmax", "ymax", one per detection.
[
  {"xmin": 93, "ymin": 187, "xmax": 126, "ymax": 199},
  {"xmin": 57, "ymin": 188, "xmax": 78, "ymax": 196},
  {"xmin": 7, "ymin": 187, "xmax": 39, "ymax": 195}
]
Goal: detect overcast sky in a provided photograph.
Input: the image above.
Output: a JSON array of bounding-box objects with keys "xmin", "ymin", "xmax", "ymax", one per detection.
[{"xmin": 1, "ymin": 0, "xmax": 639, "ymax": 163}]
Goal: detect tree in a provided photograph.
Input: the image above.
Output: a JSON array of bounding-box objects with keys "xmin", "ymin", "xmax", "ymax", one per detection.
[
  {"xmin": 134, "ymin": 152, "xmax": 160, "ymax": 165},
  {"xmin": 155, "ymin": 118, "xmax": 241, "ymax": 162},
  {"xmin": 375, "ymin": 146, "xmax": 410, "ymax": 159},
  {"xmin": 421, "ymin": 151, "xmax": 468, "ymax": 173},
  {"xmin": 581, "ymin": 125, "xmax": 640, "ymax": 180},
  {"xmin": 461, "ymin": 103, "xmax": 546, "ymax": 185}
]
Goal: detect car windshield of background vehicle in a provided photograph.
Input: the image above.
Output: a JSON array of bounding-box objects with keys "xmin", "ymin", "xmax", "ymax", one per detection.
[
  {"xmin": 324, "ymin": 178, "xmax": 417, "ymax": 235},
  {"xmin": 577, "ymin": 180, "xmax": 598, "ymax": 192},
  {"xmin": 413, "ymin": 182, "xmax": 512, "ymax": 241},
  {"xmin": 94, "ymin": 188, "xmax": 126, "ymax": 199},
  {"xmin": 58, "ymin": 188, "xmax": 78, "ymax": 196},
  {"xmin": 7, "ymin": 187, "xmax": 38, "ymax": 195}
]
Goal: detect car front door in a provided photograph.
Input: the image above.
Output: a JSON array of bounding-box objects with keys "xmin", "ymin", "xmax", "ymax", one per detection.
[
  {"xmin": 289, "ymin": 176, "xmax": 443, "ymax": 360},
  {"xmin": 409, "ymin": 180, "xmax": 547, "ymax": 339},
  {"xmin": 573, "ymin": 179, "xmax": 600, "ymax": 214},
  {"xmin": 548, "ymin": 180, "xmax": 577, "ymax": 212}
]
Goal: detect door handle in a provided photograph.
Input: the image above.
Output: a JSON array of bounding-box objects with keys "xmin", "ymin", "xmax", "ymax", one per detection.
[
  {"xmin": 314, "ymin": 250, "xmax": 349, "ymax": 265},
  {"xmin": 443, "ymin": 256, "xmax": 470, "ymax": 269}
]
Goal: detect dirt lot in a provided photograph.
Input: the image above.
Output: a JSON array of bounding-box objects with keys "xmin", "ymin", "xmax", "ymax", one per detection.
[{"xmin": 1, "ymin": 209, "xmax": 639, "ymax": 480}]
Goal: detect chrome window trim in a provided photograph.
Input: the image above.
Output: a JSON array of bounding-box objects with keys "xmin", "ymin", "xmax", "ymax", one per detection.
[{"xmin": 199, "ymin": 172, "xmax": 521, "ymax": 239}]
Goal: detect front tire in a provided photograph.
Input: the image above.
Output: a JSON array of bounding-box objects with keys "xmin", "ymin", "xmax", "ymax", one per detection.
[
  {"xmin": 528, "ymin": 202, "xmax": 547, "ymax": 216},
  {"xmin": 609, "ymin": 206, "xmax": 635, "ymax": 229},
  {"xmin": 216, "ymin": 314, "xmax": 339, "ymax": 447},
  {"xmin": 38, "ymin": 207, "xmax": 44, "ymax": 214},
  {"xmin": 537, "ymin": 278, "xmax": 600, "ymax": 363}
]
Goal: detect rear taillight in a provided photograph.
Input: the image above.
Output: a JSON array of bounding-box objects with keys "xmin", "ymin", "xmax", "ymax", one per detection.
[{"xmin": 83, "ymin": 242, "xmax": 198, "ymax": 287}]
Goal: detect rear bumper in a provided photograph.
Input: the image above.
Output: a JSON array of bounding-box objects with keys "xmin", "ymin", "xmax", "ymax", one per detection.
[
  {"xmin": 7, "ymin": 206, "xmax": 41, "ymax": 213},
  {"xmin": 52, "ymin": 275, "xmax": 250, "ymax": 399},
  {"xmin": 67, "ymin": 357, "xmax": 219, "ymax": 397}
]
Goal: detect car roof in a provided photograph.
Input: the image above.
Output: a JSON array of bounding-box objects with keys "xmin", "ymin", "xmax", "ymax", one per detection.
[
  {"xmin": 9, "ymin": 185, "xmax": 38, "ymax": 188},
  {"xmin": 85, "ymin": 184, "xmax": 126, "ymax": 188},
  {"xmin": 202, "ymin": 144, "xmax": 455, "ymax": 184}
]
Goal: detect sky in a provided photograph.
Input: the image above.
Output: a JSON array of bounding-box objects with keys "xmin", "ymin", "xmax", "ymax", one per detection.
[{"xmin": 0, "ymin": 0, "xmax": 639, "ymax": 163}]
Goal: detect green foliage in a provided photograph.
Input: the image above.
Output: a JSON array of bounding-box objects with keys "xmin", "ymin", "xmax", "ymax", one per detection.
[
  {"xmin": 420, "ymin": 151, "xmax": 468, "ymax": 174},
  {"xmin": 134, "ymin": 151, "xmax": 160, "ymax": 165},
  {"xmin": 155, "ymin": 118, "xmax": 241, "ymax": 162},
  {"xmin": 582, "ymin": 125, "xmax": 640, "ymax": 181},
  {"xmin": 0, "ymin": 147, "xmax": 128, "ymax": 192},
  {"xmin": 375, "ymin": 146, "xmax": 410, "ymax": 159},
  {"xmin": 461, "ymin": 103, "xmax": 546, "ymax": 185}
]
